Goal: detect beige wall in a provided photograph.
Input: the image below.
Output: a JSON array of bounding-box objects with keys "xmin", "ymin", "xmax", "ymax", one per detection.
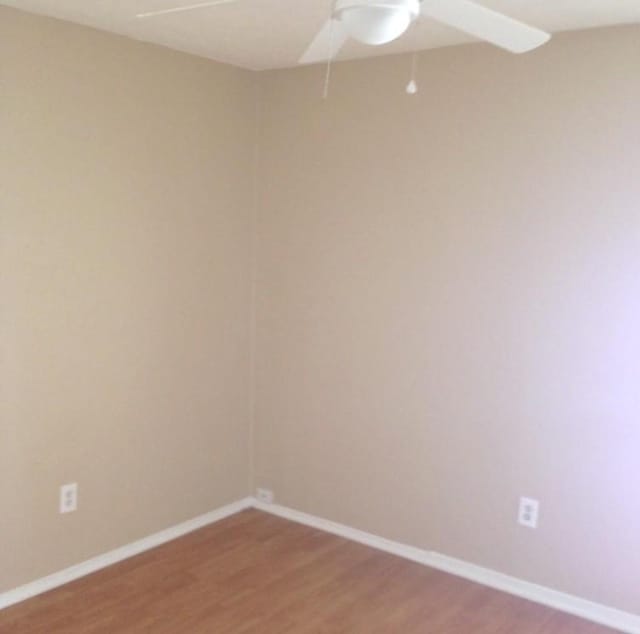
[
  {"xmin": 1, "ymin": 7, "xmax": 256, "ymax": 592},
  {"xmin": 2, "ymin": 4, "xmax": 639, "ymax": 617},
  {"xmin": 255, "ymin": 26, "xmax": 640, "ymax": 614}
]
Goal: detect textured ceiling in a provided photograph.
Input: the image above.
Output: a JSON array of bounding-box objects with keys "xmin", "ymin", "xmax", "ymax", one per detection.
[{"xmin": 1, "ymin": 0, "xmax": 639, "ymax": 70}]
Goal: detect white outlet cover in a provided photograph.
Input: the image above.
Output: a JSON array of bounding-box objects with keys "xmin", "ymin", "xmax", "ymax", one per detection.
[
  {"xmin": 256, "ymin": 488, "xmax": 274, "ymax": 504},
  {"xmin": 518, "ymin": 496, "xmax": 539, "ymax": 528},
  {"xmin": 60, "ymin": 483, "xmax": 78, "ymax": 514}
]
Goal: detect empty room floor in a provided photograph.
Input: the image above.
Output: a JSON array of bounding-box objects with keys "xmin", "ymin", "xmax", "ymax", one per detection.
[{"xmin": 0, "ymin": 509, "xmax": 618, "ymax": 633}]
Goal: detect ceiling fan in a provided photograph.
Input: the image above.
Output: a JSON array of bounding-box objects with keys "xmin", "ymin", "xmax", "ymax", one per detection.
[{"xmin": 136, "ymin": 0, "xmax": 551, "ymax": 64}]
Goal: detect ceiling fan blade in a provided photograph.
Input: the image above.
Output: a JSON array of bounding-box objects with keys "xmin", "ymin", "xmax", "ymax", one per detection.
[
  {"xmin": 299, "ymin": 19, "xmax": 349, "ymax": 65},
  {"xmin": 136, "ymin": 0, "xmax": 236, "ymax": 19},
  {"xmin": 421, "ymin": 0, "xmax": 550, "ymax": 53}
]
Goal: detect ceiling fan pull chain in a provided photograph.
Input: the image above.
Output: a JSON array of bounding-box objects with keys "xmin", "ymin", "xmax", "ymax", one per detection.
[
  {"xmin": 406, "ymin": 50, "xmax": 419, "ymax": 94},
  {"xmin": 322, "ymin": 2, "xmax": 336, "ymax": 100},
  {"xmin": 322, "ymin": 46, "xmax": 333, "ymax": 100}
]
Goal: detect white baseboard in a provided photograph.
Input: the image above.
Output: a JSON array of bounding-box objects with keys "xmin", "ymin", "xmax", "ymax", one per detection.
[
  {"xmin": 253, "ymin": 499, "xmax": 640, "ymax": 634},
  {"xmin": 2, "ymin": 495, "xmax": 638, "ymax": 634},
  {"xmin": 0, "ymin": 497, "xmax": 253, "ymax": 611}
]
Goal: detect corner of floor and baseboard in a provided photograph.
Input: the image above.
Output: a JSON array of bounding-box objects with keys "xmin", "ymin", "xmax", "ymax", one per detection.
[
  {"xmin": 0, "ymin": 497, "xmax": 254, "ymax": 612},
  {"xmin": 252, "ymin": 499, "xmax": 640, "ymax": 634},
  {"xmin": 1, "ymin": 496, "xmax": 638, "ymax": 634}
]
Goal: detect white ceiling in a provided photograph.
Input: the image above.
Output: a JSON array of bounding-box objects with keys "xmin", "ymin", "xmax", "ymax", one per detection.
[{"xmin": 2, "ymin": 0, "xmax": 639, "ymax": 70}]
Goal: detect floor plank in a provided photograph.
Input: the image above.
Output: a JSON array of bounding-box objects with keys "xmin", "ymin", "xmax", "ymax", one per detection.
[{"xmin": 0, "ymin": 509, "xmax": 619, "ymax": 633}]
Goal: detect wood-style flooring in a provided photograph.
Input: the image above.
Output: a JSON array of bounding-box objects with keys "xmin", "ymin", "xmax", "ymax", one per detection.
[{"xmin": 0, "ymin": 509, "xmax": 619, "ymax": 633}]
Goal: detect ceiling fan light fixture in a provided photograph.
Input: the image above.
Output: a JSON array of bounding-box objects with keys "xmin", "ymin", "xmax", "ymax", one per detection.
[{"xmin": 335, "ymin": 0, "xmax": 419, "ymax": 46}]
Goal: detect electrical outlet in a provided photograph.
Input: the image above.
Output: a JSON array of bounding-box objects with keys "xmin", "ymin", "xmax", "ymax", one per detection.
[
  {"xmin": 60, "ymin": 483, "xmax": 78, "ymax": 514},
  {"xmin": 256, "ymin": 488, "xmax": 274, "ymax": 504},
  {"xmin": 518, "ymin": 496, "xmax": 539, "ymax": 528}
]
